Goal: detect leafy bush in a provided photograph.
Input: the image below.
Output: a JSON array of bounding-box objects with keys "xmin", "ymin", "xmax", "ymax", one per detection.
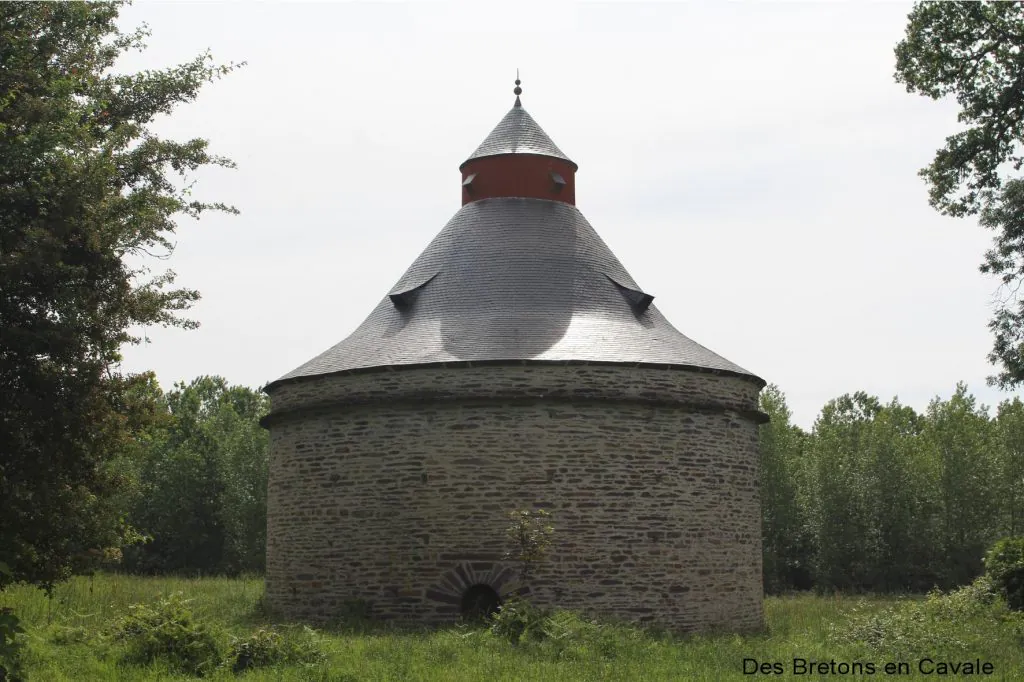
[
  {"xmin": 540, "ymin": 610, "xmax": 601, "ymax": 642},
  {"xmin": 0, "ymin": 607, "xmax": 26, "ymax": 682},
  {"xmin": 48, "ymin": 624, "xmax": 93, "ymax": 646},
  {"xmin": 831, "ymin": 579, "xmax": 1019, "ymax": 660},
  {"xmin": 111, "ymin": 593, "xmax": 220, "ymax": 677},
  {"xmin": 487, "ymin": 601, "xmax": 648, "ymax": 660},
  {"xmin": 984, "ymin": 537, "xmax": 1024, "ymax": 611},
  {"xmin": 489, "ymin": 597, "xmax": 549, "ymax": 644},
  {"xmin": 504, "ymin": 509, "xmax": 554, "ymax": 585},
  {"xmin": 536, "ymin": 610, "xmax": 630, "ymax": 661},
  {"xmin": 227, "ymin": 626, "xmax": 324, "ymax": 672}
]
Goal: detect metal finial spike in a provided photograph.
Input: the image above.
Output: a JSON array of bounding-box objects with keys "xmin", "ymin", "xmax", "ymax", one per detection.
[{"xmin": 513, "ymin": 69, "xmax": 522, "ymax": 106}]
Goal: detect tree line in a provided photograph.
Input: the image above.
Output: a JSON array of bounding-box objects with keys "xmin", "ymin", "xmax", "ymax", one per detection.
[{"xmin": 760, "ymin": 384, "xmax": 1024, "ymax": 594}]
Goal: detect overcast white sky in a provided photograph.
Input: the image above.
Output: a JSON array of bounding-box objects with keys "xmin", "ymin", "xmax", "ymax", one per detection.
[{"xmin": 114, "ymin": 1, "xmax": 1021, "ymax": 429}]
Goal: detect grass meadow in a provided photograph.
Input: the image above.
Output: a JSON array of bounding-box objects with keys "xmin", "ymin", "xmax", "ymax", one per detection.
[{"xmin": 1, "ymin": 574, "xmax": 1022, "ymax": 680}]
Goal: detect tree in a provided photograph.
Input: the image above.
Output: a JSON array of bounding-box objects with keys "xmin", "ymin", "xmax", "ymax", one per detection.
[
  {"xmin": 124, "ymin": 377, "xmax": 270, "ymax": 575},
  {"xmin": 894, "ymin": 2, "xmax": 1024, "ymax": 387},
  {"xmin": 0, "ymin": 2, "xmax": 241, "ymax": 591},
  {"xmin": 994, "ymin": 398, "xmax": 1024, "ymax": 536},
  {"xmin": 805, "ymin": 392, "xmax": 882, "ymax": 590},
  {"xmin": 860, "ymin": 400, "xmax": 936, "ymax": 591},
  {"xmin": 758, "ymin": 385, "xmax": 812, "ymax": 593},
  {"xmin": 922, "ymin": 384, "xmax": 999, "ymax": 586}
]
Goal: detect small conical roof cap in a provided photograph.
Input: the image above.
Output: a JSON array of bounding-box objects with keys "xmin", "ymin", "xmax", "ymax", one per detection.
[{"xmin": 461, "ymin": 78, "xmax": 576, "ymax": 169}]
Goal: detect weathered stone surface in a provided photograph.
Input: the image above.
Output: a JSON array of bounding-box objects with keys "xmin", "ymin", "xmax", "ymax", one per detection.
[
  {"xmin": 268, "ymin": 364, "xmax": 762, "ymax": 417},
  {"xmin": 265, "ymin": 364, "xmax": 764, "ymax": 633}
]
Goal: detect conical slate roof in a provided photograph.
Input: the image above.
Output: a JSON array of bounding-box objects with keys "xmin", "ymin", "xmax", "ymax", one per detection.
[
  {"xmin": 274, "ymin": 198, "xmax": 759, "ymax": 384},
  {"xmin": 461, "ymin": 103, "xmax": 576, "ymax": 169}
]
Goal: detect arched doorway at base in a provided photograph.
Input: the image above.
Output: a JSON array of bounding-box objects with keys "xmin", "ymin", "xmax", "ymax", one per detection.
[{"xmin": 460, "ymin": 584, "xmax": 501, "ymax": 621}]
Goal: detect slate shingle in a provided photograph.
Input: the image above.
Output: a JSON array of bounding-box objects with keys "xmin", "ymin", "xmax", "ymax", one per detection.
[
  {"xmin": 461, "ymin": 104, "xmax": 576, "ymax": 169},
  {"xmin": 275, "ymin": 198, "xmax": 760, "ymax": 384}
]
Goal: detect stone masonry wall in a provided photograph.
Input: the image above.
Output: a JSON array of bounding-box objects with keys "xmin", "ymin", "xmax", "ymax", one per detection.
[
  {"xmin": 265, "ymin": 365, "xmax": 764, "ymax": 633},
  {"xmin": 268, "ymin": 364, "xmax": 763, "ymax": 417}
]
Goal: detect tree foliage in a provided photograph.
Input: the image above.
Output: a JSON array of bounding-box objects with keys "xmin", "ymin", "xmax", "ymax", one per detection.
[
  {"xmin": 924, "ymin": 384, "xmax": 997, "ymax": 585},
  {"xmin": 0, "ymin": 1, "xmax": 240, "ymax": 591},
  {"xmin": 984, "ymin": 536, "xmax": 1024, "ymax": 611},
  {"xmin": 758, "ymin": 385, "xmax": 811, "ymax": 592},
  {"xmin": 761, "ymin": 383, "xmax": 1023, "ymax": 595},
  {"xmin": 123, "ymin": 376, "xmax": 270, "ymax": 576},
  {"xmin": 895, "ymin": 1, "xmax": 1024, "ymax": 218},
  {"xmin": 895, "ymin": 2, "xmax": 1024, "ymax": 387},
  {"xmin": 504, "ymin": 509, "xmax": 554, "ymax": 586},
  {"xmin": 994, "ymin": 398, "xmax": 1024, "ymax": 536},
  {"xmin": 979, "ymin": 180, "xmax": 1024, "ymax": 387}
]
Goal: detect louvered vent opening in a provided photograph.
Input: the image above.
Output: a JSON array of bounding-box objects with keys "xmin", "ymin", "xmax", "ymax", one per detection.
[{"xmin": 550, "ymin": 171, "xmax": 566, "ymax": 193}]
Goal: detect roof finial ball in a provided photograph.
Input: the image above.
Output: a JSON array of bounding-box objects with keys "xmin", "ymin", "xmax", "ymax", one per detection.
[{"xmin": 514, "ymin": 70, "xmax": 522, "ymax": 107}]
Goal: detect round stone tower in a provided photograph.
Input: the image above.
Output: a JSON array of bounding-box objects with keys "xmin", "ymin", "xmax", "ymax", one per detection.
[{"xmin": 263, "ymin": 79, "xmax": 767, "ymax": 633}]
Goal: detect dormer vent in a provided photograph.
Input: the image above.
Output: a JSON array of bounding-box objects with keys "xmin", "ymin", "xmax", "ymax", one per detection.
[
  {"xmin": 607, "ymin": 275, "xmax": 654, "ymax": 312},
  {"xmin": 550, "ymin": 171, "xmax": 566, "ymax": 192},
  {"xmin": 389, "ymin": 273, "xmax": 438, "ymax": 310}
]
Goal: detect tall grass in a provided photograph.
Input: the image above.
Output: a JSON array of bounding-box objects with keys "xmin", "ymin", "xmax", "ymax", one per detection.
[
  {"xmin": 4, "ymin": 574, "xmax": 264, "ymax": 629},
  {"xmin": 1, "ymin": 575, "xmax": 1021, "ymax": 681}
]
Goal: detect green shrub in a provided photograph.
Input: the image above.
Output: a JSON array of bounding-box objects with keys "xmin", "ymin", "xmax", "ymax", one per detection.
[
  {"xmin": 0, "ymin": 607, "xmax": 26, "ymax": 682},
  {"xmin": 504, "ymin": 509, "xmax": 554, "ymax": 586},
  {"xmin": 111, "ymin": 592, "xmax": 220, "ymax": 677},
  {"xmin": 227, "ymin": 626, "xmax": 324, "ymax": 672},
  {"xmin": 48, "ymin": 624, "xmax": 93, "ymax": 646},
  {"xmin": 541, "ymin": 610, "xmax": 602, "ymax": 642},
  {"xmin": 832, "ymin": 580, "xmax": 1014, "ymax": 660},
  {"xmin": 984, "ymin": 537, "xmax": 1024, "ymax": 611},
  {"xmin": 537, "ymin": 610, "xmax": 623, "ymax": 661},
  {"xmin": 488, "ymin": 603, "xmax": 647, "ymax": 660},
  {"xmin": 489, "ymin": 597, "xmax": 549, "ymax": 644}
]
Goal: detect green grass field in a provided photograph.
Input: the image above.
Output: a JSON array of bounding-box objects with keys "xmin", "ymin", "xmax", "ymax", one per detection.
[{"xmin": 1, "ymin": 574, "xmax": 1021, "ymax": 680}]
